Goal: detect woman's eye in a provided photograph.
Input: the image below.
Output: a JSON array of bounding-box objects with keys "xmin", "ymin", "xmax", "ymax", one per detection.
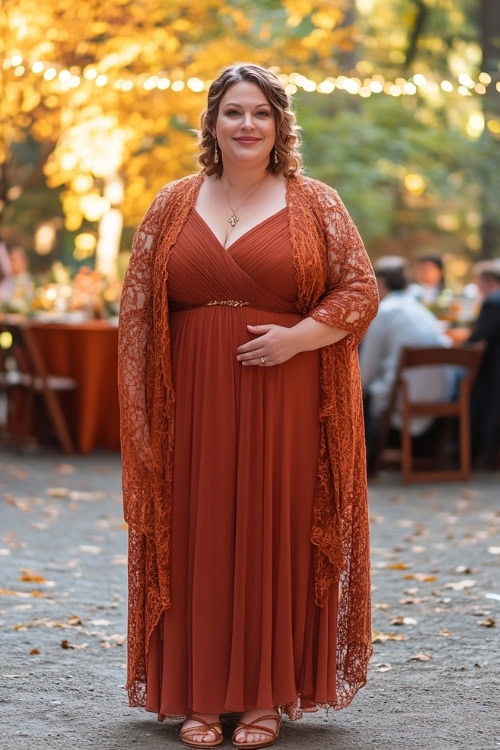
[
  {"xmin": 257, "ymin": 111, "xmax": 270, "ymax": 117},
  {"xmin": 226, "ymin": 110, "xmax": 241, "ymax": 116}
]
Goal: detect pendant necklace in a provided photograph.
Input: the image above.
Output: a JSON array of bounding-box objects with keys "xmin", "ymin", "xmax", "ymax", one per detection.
[{"xmin": 223, "ymin": 175, "xmax": 269, "ymax": 228}]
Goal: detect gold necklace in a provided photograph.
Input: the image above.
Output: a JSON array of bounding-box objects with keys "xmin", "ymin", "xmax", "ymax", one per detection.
[{"xmin": 222, "ymin": 175, "xmax": 268, "ymax": 228}]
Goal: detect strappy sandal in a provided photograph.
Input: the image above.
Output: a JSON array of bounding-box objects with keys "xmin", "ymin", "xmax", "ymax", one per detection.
[
  {"xmin": 231, "ymin": 710, "xmax": 281, "ymax": 749},
  {"xmin": 179, "ymin": 714, "xmax": 224, "ymax": 748}
]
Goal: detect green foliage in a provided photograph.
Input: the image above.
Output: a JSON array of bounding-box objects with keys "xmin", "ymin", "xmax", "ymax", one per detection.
[{"xmin": 298, "ymin": 91, "xmax": 499, "ymax": 257}]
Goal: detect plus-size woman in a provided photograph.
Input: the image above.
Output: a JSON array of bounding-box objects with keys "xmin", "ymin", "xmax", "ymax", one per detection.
[{"xmin": 118, "ymin": 63, "xmax": 378, "ymax": 749}]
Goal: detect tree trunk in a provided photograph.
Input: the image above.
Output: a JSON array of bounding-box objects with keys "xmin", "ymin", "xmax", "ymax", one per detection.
[{"xmin": 480, "ymin": 0, "xmax": 500, "ymax": 259}]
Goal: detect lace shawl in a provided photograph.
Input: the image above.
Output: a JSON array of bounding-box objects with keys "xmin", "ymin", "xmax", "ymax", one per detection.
[{"xmin": 118, "ymin": 172, "xmax": 379, "ymax": 718}]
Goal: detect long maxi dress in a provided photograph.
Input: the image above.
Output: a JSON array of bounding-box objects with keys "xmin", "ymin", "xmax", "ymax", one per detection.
[{"xmin": 144, "ymin": 206, "xmax": 338, "ymax": 718}]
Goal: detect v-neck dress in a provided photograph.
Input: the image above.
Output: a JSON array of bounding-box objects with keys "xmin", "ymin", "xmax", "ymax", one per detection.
[{"xmin": 145, "ymin": 206, "xmax": 338, "ymax": 719}]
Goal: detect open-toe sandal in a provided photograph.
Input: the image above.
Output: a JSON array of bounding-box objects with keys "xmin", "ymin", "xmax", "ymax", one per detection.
[
  {"xmin": 179, "ymin": 715, "xmax": 224, "ymax": 748},
  {"xmin": 231, "ymin": 711, "xmax": 281, "ymax": 749}
]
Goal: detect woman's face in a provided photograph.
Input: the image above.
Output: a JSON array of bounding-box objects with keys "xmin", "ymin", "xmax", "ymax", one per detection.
[{"xmin": 214, "ymin": 81, "xmax": 276, "ymax": 169}]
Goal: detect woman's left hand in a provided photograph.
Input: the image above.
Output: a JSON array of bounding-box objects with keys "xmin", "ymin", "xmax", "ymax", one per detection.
[{"xmin": 236, "ymin": 323, "xmax": 300, "ymax": 367}]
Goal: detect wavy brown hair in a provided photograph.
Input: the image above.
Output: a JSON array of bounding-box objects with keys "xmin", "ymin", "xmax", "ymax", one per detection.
[{"xmin": 198, "ymin": 63, "xmax": 302, "ymax": 177}]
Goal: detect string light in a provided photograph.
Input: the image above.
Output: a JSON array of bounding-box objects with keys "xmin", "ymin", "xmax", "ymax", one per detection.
[{"xmin": 2, "ymin": 55, "xmax": 497, "ymax": 99}]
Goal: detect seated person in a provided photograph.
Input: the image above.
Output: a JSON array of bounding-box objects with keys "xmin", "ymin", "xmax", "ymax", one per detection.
[
  {"xmin": 0, "ymin": 238, "xmax": 13, "ymax": 305},
  {"xmin": 468, "ymin": 261, "xmax": 500, "ymax": 468},
  {"xmin": 409, "ymin": 254, "xmax": 446, "ymax": 306},
  {"xmin": 360, "ymin": 256, "xmax": 452, "ymax": 468}
]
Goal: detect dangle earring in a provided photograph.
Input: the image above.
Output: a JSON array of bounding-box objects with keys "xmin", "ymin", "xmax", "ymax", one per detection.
[
  {"xmin": 214, "ymin": 140, "xmax": 219, "ymax": 164},
  {"xmin": 274, "ymin": 147, "xmax": 278, "ymax": 166}
]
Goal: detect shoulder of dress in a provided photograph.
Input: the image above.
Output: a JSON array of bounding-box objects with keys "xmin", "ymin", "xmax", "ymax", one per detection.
[
  {"xmin": 142, "ymin": 174, "xmax": 203, "ymax": 227},
  {"xmin": 289, "ymin": 174, "xmax": 340, "ymax": 204},
  {"xmin": 154, "ymin": 173, "xmax": 203, "ymax": 203}
]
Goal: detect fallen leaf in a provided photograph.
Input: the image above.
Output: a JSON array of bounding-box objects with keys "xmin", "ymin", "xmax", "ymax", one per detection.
[
  {"xmin": 479, "ymin": 617, "xmax": 496, "ymax": 628},
  {"xmin": 404, "ymin": 574, "xmax": 437, "ymax": 582},
  {"xmin": 19, "ymin": 570, "xmax": 46, "ymax": 583},
  {"xmin": 60, "ymin": 640, "xmax": 88, "ymax": 650},
  {"xmin": 487, "ymin": 547, "xmax": 500, "ymax": 555},
  {"xmin": 46, "ymin": 488, "xmax": 70, "ymax": 498},
  {"xmin": 455, "ymin": 565, "xmax": 473, "ymax": 574},
  {"xmin": 69, "ymin": 491, "xmax": 105, "ymax": 501},
  {"xmin": 404, "ymin": 587, "xmax": 420, "ymax": 595},
  {"xmin": 65, "ymin": 615, "xmax": 83, "ymax": 626},
  {"xmin": 0, "ymin": 588, "xmax": 51, "ymax": 598},
  {"xmin": 374, "ymin": 602, "xmax": 390, "ymax": 610},
  {"xmin": 99, "ymin": 633, "xmax": 125, "ymax": 648},
  {"xmin": 78, "ymin": 545, "xmax": 102, "ymax": 555},
  {"xmin": 444, "ymin": 579, "xmax": 476, "ymax": 591},
  {"xmin": 374, "ymin": 663, "xmax": 392, "ymax": 672},
  {"xmin": 439, "ymin": 629, "xmax": 453, "ymax": 637},
  {"xmin": 390, "ymin": 615, "xmax": 417, "ymax": 626},
  {"xmin": 460, "ymin": 489, "xmax": 480, "ymax": 500},
  {"xmin": 110, "ymin": 554, "xmax": 127, "ymax": 566},
  {"xmin": 410, "ymin": 653, "xmax": 433, "ymax": 661},
  {"xmin": 29, "ymin": 649, "xmax": 40, "ymax": 655},
  {"xmin": 372, "ymin": 630, "xmax": 408, "ymax": 643},
  {"xmin": 55, "ymin": 464, "xmax": 75, "ymax": 475},
  {"xmin": 7, "ymin": 466, "xmax": 28, "ymax": 480},
  {"xmin": 386, "ymin": 562, "xmax": 410, "ymax": 570}
]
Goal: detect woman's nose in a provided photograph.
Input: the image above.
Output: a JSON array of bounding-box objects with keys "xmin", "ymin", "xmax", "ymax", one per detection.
[{"xmin": 241, "ymin": 113, "xmax": 255, "ymax": 129}]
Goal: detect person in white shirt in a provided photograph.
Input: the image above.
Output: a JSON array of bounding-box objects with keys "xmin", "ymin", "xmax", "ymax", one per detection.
[
  {"xmin": 0, "ymin": 239, "xmax": 14, "ymax": 305},
  {"xmin": 360, "ymin": 256, "xmax": 452, "ymax": 468},
  {"xmin": 408, "ymin": 254, "xmax": 446, "ymax": 305}
]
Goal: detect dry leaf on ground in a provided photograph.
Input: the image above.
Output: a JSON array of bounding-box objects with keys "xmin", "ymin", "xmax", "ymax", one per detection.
[
  {"xmin": 55, "ymin": 464, "xmax": 75, "ymax": 475},
  {"xmin": 390, "ymin": 615, "xmax": 418, "ymax": 625},
  {"xmin": 444, "ymin": 579, "xmax": 476, "ymax": 591},
  {"xmin": 479, "ymin": 617, "xmax": 496, "ymax": 628},
  {"xmin": 79, "ymin": 545, "xmax": 102, "ymax": 554},
  {"xmin": 410, "ymin": 653, "xmax": 433, "ymax": 661},
  {"xmin": 19, "ymin": 570, "xmax": 46, "ymax": 583},
  {"xmin": 46, "ymin": 488, "xmax": 70, "ymax": 498},
  {"xmin": 60, "ymin": 640, "xmax": 88, "ymax": 650},
  {"xmin": 372, "ymin": 630, "xmax": 408, "ymax": 643}
]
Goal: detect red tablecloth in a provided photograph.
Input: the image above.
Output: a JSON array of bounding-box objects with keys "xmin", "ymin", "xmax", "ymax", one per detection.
[{"xmin": 28, "ymin": 320, "xmax": 120, "ymax": 453}]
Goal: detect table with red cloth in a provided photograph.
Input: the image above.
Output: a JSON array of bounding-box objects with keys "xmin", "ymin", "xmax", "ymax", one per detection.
[{"xmin": 26, "ymin": 320, "xmax": 120, "ymax": 453}]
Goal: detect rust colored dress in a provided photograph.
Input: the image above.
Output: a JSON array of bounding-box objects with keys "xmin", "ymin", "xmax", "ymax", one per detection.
[{"xmin": 144, "ymin": 207, "xmax": 338, "ymax": 718}]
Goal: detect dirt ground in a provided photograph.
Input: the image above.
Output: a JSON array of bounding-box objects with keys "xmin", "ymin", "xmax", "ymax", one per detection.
[{"xmin": 0, "ymin": 451, "xmax": 499, "ymax": 750}]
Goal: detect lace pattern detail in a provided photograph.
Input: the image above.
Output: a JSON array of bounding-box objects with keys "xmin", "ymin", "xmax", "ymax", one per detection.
[{"xmin": 118, "ymin": 172, "xmax": 379, "ymax": 718}]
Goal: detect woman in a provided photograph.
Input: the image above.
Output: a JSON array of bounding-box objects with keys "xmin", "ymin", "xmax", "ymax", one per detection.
[{"xmin": 118, "ymin": 63, "xmax": 378, "ymax": 749}]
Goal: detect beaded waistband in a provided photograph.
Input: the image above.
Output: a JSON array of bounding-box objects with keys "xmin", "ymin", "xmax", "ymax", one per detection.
[
  {"xmin": 169, "ymin": 300, "xmax": 300, "ymax": 315},
  {"xmin": 205, "ymin": 299, "xmax": 250, "ymax": 307}
]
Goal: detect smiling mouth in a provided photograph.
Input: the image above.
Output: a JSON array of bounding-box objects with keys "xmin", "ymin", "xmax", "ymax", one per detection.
[{"xmin": 234, "ymin": 138, "xmax": 260, "ymax": 143}]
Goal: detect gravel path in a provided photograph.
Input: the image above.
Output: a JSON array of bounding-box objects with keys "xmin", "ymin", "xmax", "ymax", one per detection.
[{"xmin": 0, "ymin": 451, "xmax": 499, "ymax": 750}]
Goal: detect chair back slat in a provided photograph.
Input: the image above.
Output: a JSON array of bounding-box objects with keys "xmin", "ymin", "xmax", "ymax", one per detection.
[{"xmin": 399, "ymin": 343, "xmax": 484, "ymax": 380}]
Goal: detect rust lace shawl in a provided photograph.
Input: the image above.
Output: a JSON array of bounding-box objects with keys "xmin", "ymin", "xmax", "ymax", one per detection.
[{"xmin": 118, "ymin": 172, "xmax": 379, "ymax": 718}]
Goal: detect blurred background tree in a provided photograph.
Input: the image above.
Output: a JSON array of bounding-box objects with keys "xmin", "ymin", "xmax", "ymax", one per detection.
[{"xmin": 0, "ymin": 0, "xmax": 498, "ymax": 278}]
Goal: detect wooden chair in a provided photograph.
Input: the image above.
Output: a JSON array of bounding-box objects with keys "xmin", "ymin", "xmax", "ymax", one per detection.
[
  {"xmin": 372, "ymin": 344, "xmax": 485, "ymax": 483},
  {"xmin": 0, "ymin": 317, "xmax": 76, "ymax": 454}
]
